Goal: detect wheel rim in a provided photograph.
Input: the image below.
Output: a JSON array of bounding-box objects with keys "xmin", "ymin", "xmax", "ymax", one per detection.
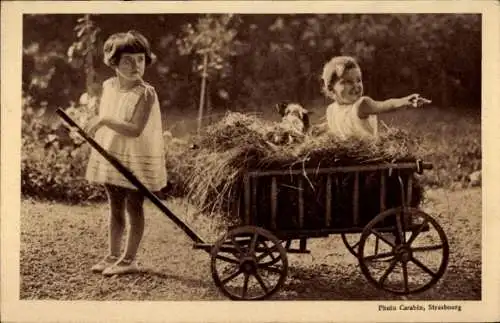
[
  {"xmin": 341, "ymin": 233, "xmax": 361, "ymax": 257},
  {"xmin": 210, "ymin": 226, "xmax": 288, "ymax": 300},
  {"xmin": 341, "ymin": 233, "xmax": 383, "ymax": 259},
  {"xmin": 358, "ymin": 207, "xmax": 449, "ymax": 295}
]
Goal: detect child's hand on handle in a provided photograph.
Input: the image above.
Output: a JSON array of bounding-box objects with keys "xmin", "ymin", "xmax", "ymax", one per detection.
[{"xmin": 85, "ymin": 116, "xmax": 103, "ymax": 137}]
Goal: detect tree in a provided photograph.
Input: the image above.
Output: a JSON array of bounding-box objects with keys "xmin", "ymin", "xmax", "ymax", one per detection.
[
  {"xmin": 67, "ymin": 14, "xmax": 102, "ymax": 114},
  {"xmin": 177, "ymin": 14, "xmax": 245, "ymax": 132}
]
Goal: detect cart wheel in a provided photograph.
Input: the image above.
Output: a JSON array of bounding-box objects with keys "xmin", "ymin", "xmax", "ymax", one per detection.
[
  {"xmin": 358, "ymin": 207, "xmax": 449, "ymax": 295},
  {"xmin": 210, "ymin": 225, "xmax": 288, "ymax": 300},
  {"xmin": 341, "ymin": 233, "xmax": 382, "ymax": 259}
]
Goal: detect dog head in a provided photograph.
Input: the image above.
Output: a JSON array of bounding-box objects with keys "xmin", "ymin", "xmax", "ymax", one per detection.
[{"xmin": 275, "ymin": 102, "xmax": 311, "ymax": 133}]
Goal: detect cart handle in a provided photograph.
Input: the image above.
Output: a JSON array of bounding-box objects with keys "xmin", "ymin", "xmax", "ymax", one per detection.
[{"xmin": 56, "ymin": 108, "xmax": 206, "ymax": 245}]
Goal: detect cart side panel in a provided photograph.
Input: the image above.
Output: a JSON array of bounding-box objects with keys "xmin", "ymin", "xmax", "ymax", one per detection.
[{"xmin": 239, "ymin": 168, "xmax": 423, "ymax": 231}]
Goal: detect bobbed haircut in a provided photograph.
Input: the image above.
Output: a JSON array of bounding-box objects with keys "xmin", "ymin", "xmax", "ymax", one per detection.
[
  {"xmin": 103, "ymin": 30, "xmax": 156, "ymax": 67},
  {"xmin": 321, "ymin": 56, "xmax": 360, "ymax": 98}
]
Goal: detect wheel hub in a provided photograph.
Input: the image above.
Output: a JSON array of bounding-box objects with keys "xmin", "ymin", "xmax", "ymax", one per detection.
[
  {"xmin": 394, "ymin": 245, "xmax": 412, "ymax": 262},
  {"xmin": 240, "ymin": 256, "xmax": 257, "ymax": 274}
]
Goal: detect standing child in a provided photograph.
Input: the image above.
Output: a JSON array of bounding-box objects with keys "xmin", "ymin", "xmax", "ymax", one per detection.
[
  {"xmin": 321, "ymin": 56, "xmax": 428, "ymax": 140},
  {"xmin": 84, "ymin": 30, "xmax": 167, "ymax": 275}
]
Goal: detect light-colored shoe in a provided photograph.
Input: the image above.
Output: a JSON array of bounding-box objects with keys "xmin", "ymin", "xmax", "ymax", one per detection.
[
  {"xmin": 91, "ymin": 255, "xmax": 119, "ymax": 273},
  {"xmin": 102, "ymin": 258, "xmax": 139, "ymax": 276}
]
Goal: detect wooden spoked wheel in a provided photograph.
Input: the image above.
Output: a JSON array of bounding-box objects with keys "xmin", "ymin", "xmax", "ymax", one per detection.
[
  {"xmin": 358, "ymin": 207, "xmax": 449, "ymax": 295},
  {"xmin": 210, "ymin": 225, "xmax": 288, "ymax": 300}
]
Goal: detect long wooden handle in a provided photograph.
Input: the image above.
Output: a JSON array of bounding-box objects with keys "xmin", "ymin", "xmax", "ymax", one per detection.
[{"xmin": 56, "ymin": 108, "xmax": 205, "ymax": 245}]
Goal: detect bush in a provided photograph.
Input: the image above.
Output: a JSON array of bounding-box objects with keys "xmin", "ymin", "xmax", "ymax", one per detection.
[
  {"xmin": 21, "ymin": 98, "xmax": 106, "ymax": 203},
  {"xmin": 21, "ymin": 142, "xmax": 106, "ymax": 203}
]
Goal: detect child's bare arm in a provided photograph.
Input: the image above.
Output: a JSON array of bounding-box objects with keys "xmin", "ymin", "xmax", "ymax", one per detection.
[
  {"xmin": 101, "ymin": 88, "xmax": 155, "ymax": 137},
  {"xmin": 357, "ymin": 94, "xmax": 420, "ymax": 118}
]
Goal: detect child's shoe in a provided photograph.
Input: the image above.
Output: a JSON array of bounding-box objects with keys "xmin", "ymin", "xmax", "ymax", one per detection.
[
  {"xmin": 91, "ymin": 255, "xmax": 119, "ymax": 273},
  {"xmin": 102, "ymin": 257, "xmax": 139, "ymax": 276}
]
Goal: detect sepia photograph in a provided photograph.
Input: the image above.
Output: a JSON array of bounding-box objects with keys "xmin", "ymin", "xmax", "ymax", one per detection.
[{"xmin": 2, "ymin": 1, "xmax": 499, "ymax": 322}]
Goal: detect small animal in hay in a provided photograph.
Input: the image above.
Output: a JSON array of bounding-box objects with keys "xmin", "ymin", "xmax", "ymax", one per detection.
[
  {"xmin": 269, "ymin": 102, "xmax": 311, "ymax": 145},
  {"xmin": 276, "ymin": 102, "xmax": 311, "ymax": 133}
]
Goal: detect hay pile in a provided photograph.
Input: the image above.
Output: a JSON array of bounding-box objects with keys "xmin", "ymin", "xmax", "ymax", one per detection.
[{"xmin": 168, "ymin": 112, "xmax": 425, "ymax": 228}]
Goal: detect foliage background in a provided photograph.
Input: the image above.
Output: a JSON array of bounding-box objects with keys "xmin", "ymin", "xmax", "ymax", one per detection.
[{"xmin": 21, "ymin": 13, "xmax": 482, "ymax": 202}]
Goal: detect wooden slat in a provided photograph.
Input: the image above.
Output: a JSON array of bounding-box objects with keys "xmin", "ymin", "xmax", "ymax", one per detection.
[
  {"xmin": 232, "ymin": 190, "xmax": 241, "ymax": 219},
  {"xmin": 380, "ymin": 171, "xmax": 386, "ymax": 212},
  {"xmin": 298, "ymin": 177, "xmax": 304, "ymax": 228},
  {"xmin": 335, "ymin": 175, "xmax": 341, "ymax": 225},
  {"xmin": 406, "ymin": 175, "xmax": 413, "ymax": 207},
  {"xmin": 251, "ymin": 176, "xmax": 258, "ymax": 225},
  {"xmin": 353, "ymin": 172, "xmax": 360, "ymax": 226},
  {"xmin": 244, "ymin": 175, "xmax": 251, "ymax": 225},
  {"xmin": 325, "ymin": 175, "xmax": 332, "ymax": 227},
  {"xmin": 271, "ymin": 176, "xmax": 278, "ymax": 229}
]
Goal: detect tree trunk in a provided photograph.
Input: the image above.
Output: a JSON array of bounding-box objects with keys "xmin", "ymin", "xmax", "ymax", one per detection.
[{"xmin": 197, "ymin": 52, "xmax": 208, "ymax": 133}]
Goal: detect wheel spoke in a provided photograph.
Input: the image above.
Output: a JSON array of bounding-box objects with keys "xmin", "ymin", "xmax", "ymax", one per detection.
[
  {"xmin": 249, "ymin": 233, "xmax": 258, "ymax": 254},
  {"xmin": 256, "ymin": 242, "xmax": 277, "ymax": 262},
  {"xmin": 402, "ymin": 261, "xmax": 409, "ymax": 293},
  {"xmin": 241, "ymin": 273, "xmax": 250, "ymax": 299},
  {"xmin": 374, "ymin": 236, "xmax": 379, "ymax": 255},
  {"xmin": 410, "ymin": 256, "xmax": 437, "ymax": 278},
  {"xmin": 396, "ymin": 212, "xmax": 406, "ymax": 244},
  {"xmin": 411, "ymin": 244, "xmax": 444, "ymax": 252},
  {"xmin": 258, "ymin": 264, "xmax": 282, "ymax": 274},
  {"xmin": 364, "ymin": 251, "xmax": 394, "ymax": 262},
  {"xmin": 253, "ymin": 272, "xmax": 269, "ymax": 293},
  {"xmin": 379, "ymin": 259, "xmax": 398, "ymax": 286},
  {"xmin": 406, "ymin": 218, "xmax": 429, "ymax": 245},
  {"xmin": 370, "ymin": 229, "xmax": 396, "ymax": 248},
  {"xmin": 231, "ymin": 236, "xmax": 243, "ymax": 256},
  {"xmin": 216, "ymin": 254, "xmax": 240, "ymax": 265},
  {"xmin": 221, "ymin": 268, "xmax": 243, "ymax": 285}
]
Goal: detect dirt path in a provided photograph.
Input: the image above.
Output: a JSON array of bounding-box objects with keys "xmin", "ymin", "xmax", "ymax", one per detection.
[{"xmin": 20, "ymin": 188, "xmax": 481, "ymax": 300}]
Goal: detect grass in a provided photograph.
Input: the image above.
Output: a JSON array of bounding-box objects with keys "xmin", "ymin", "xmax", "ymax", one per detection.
[{"xmin": 20, "ymin": 187, "xmax": 481, "ymax": 300}]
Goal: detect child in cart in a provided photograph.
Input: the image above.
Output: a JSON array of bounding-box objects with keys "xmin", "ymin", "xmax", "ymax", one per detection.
[
  {"xmin": 321, "ymin": 55, "xmax": 430, "ymax": 140},
  {"xmin": 84, "ymin": 30, "xmax": 167, "ymax": 275},
  {"xmin": 321, "ymin": 56, "xmax": 431, "ymax": 255}
]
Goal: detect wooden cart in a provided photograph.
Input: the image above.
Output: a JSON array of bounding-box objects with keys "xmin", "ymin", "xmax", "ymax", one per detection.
[{"xmin": 57, "ymin": 109, "xmax": 450, "ymax": 301}]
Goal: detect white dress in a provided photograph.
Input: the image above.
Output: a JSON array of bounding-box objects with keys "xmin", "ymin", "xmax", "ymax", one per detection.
[
  {"xmin": 326, "ymin": 97, "xmax": 378, "ymax": 140},
  {"xmin": 85, "ymin": 77, "xmax": 167, "ymax": 192}
]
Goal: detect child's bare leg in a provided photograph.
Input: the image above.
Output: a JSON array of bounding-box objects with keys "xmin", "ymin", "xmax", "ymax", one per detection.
[
  {"xmin": 123, "ymin": 189, "xmax": 145, "ymax": 260},
  {"xmin": 105, "ymin": 184, "xmax": 126, "ymax": 257}
]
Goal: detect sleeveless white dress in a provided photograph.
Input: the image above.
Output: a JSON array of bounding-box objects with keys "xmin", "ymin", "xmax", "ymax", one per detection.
[
  {"xmin": 85, "ymin": 77, "xmax": 167, "ymax": 192},
  {"xmin": 326, "ymin": 97, "xmax": 378, "ymax": 140}
]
